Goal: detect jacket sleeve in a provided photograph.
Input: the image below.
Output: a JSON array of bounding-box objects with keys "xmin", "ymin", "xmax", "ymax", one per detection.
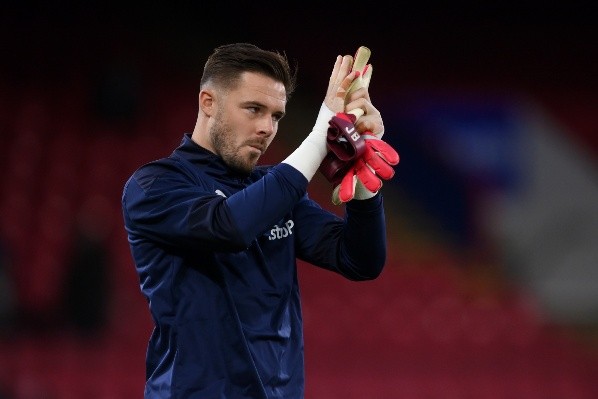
[
  {"xmin": 122, "ymin": 162, "xmax": 308, "ymax": 252},
  {"xmin": 293, "ymin": 194, "xmax": 387, "ymax": 281}
]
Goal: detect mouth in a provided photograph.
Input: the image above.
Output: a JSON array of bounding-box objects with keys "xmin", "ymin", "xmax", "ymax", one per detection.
[{"xmin": 246, "ymin": 142, "xmax": 266, "ymax": 154}]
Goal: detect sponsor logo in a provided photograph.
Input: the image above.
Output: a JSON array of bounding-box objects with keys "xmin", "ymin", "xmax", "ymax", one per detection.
[
  {"xmin": 215, "ymin": 189, "xmax": 227, "ymax": 198},
  {"xmin": 268, "ymin": 220, "xmax": 294, "ymax": 241}
]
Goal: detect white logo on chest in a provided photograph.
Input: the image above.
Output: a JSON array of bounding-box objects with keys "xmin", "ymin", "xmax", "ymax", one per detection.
[{"xmin": 268, "ymin": 220, "xmax": 294, "ymax": 240}]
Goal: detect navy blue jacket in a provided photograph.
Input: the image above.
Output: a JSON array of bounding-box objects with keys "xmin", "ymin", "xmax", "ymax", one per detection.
[{"xmin": 122, "ymin": 134, "xmax": 387, "ymax": 398}]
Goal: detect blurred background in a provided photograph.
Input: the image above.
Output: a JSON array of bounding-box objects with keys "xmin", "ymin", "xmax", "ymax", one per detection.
[{"xmin": 1, "ymin": 2, "xmax": 597, "ymax": 398}]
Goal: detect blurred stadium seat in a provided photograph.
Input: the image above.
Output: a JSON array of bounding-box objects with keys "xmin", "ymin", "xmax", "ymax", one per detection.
[{"xmin": 1, "ymin": 6, "xmax": 597, "ymax": 396}]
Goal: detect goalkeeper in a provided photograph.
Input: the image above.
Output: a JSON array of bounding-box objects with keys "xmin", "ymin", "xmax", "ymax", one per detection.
[{"xmin": 122, "ymin": 42, "xmax": 399, "ymax": 399}]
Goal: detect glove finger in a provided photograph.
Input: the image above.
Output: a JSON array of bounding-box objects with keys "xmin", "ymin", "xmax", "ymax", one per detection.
[
  {"xmin": 338, "ymin": 169, "xmax": 357, "ymax": 203},
  {"xmin": 351, "ymin": 46, "xmax": 371, "ymax": 74},
  {"xmin": 363, "ymin": 146, "xmax": 396, "ymax": 180},
  {"xmin": 331, "ymin": 184, "xmax": 343, "ymax": 206},
  {"xmin": 365, "ymin": 138, "xmax": 400, "ymax": 165},
  {"xmin": 361, "ymin": 64, "xmax": 372, "ymax": 88},
  {"xmin": 355, "ymin": 159, "xmax": 382, "ymax": 192},
  {"xmin": 346, "ymin": 76, "xmax": 363, "ymax": 95},
  {"xmin": 347, "ymin": 47, "xmax": 370, "ymax": 95}
]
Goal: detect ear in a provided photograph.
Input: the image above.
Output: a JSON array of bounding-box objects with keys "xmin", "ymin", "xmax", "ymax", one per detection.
[{"xmin": 199, "ymin": 89, "xmax": 215, "ymax": 116}]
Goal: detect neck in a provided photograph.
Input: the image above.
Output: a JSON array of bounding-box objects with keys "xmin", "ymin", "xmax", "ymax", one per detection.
[{"xmin": 191, "ymin": 115, "xmax": 211, "ymax": 151}]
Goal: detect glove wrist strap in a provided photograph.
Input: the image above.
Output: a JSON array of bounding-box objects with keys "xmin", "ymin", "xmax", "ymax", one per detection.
[{"xmin": 319, "ymin": 113, "xmax": 365, "ymax": 185}]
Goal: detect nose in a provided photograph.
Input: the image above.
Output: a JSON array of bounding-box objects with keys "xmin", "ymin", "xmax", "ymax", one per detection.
[{"xmin": 257, "ymin": 115, "xmax": 275, "ymax": 137}]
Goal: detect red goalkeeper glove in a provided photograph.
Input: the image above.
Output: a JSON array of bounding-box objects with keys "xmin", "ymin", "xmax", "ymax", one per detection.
[{"xmin": 332, "ymin": 134, "xmax": 399, "ymax": 204}]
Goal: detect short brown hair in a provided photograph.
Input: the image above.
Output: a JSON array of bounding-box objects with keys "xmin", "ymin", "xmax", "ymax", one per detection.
[{"xmin": 200, "ymin": 43, "xmax": 297, "ymax": 101}]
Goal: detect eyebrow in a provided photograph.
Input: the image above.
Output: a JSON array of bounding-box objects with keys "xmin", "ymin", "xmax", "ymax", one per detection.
[{"xmin": 242, "ymin": 101, "xmax": 286, "ymax": 119}]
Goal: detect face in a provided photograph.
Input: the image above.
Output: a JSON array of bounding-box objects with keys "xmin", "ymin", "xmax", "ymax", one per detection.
[{"xmin": 207, "ymin": 72, "xmax": 287, "ymax": 174}]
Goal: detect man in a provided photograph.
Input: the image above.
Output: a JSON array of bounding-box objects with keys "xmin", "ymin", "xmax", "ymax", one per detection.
[{"xmin": 122, "ymin": 43, "xmax": 395, "ymax": 398}]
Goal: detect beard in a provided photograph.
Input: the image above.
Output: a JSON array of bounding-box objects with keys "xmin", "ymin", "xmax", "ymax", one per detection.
[{"xmin": 209, "ymin": 111, "xmax": 263, "ymax": 175}]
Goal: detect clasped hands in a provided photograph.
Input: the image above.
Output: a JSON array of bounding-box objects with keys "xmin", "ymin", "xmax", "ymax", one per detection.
[{"xmin": 320, "ymin": 46, "xmax": 399, "ymax": 205}]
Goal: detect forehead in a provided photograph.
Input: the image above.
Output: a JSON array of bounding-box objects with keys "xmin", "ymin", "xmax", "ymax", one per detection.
[{"xmin": 232, "ymin": 71, "xmax": 287, "ymax": 106}]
